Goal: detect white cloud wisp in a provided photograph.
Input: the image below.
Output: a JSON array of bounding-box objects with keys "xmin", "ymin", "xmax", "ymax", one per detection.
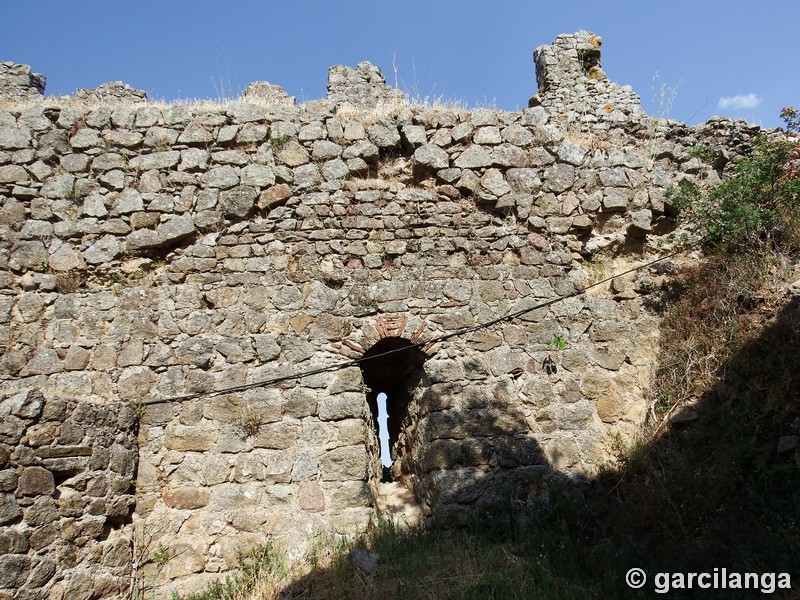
[{"xmin": 718, "ymin": 93, "xmax": 762, "ymax": 110}]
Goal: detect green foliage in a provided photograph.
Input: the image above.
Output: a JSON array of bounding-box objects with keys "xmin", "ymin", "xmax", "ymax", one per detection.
[
  {"xmin": 153, "ymin": 545, "xmax": 172, "ymax": 567},
  {"xmin": 669, "ymin": 108, "xmax": 800, "ymax": 251},
  {"xmin": 688, "ymin": 143, "xmax": 721, "ymax": 165},
  {"xmin": 551, "ymin": 334, "xmax": 568, "ymax": 351}
]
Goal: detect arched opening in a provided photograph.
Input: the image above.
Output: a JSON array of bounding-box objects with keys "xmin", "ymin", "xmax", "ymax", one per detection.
[{"xmin": 359, "ymin": 336, "xmax": 427, "ymax": 482}]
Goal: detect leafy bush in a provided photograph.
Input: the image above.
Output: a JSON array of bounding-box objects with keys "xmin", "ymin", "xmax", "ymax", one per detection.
[{"xmin": 670, "ymin": 108, "xmax": 800, "ymax": 251}]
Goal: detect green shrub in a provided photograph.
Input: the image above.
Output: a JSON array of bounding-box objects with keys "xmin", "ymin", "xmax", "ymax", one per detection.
[{"xmin": 670, "ymin": 107, "xmax": 800, "ymax": 251}]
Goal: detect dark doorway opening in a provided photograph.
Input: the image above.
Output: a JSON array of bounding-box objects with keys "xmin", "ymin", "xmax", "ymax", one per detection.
[{"xmin": 359, "ymin": 337, "xmax": 427, "ymax": 482}]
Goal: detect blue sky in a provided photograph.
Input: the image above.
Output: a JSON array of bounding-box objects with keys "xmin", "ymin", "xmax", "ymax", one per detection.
[{"xmin": 2, "ymin": 1, "xmax": 797, "ymax": 129}]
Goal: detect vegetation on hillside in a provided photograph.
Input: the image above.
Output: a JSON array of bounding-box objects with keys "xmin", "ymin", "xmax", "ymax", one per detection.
[{"xmin": 169, "ymin": 110, "xmax": 800, "ymax": 600}]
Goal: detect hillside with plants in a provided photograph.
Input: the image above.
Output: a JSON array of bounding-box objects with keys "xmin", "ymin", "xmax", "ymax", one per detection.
[{"xmin": 170, "ymin": 109, "xmax": 800, "ymax": 599}]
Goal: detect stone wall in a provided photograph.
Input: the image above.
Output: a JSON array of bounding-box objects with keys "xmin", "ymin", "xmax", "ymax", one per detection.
[
  {"xmin": 0, "ymin": 391, "xmax": 137, "ymax": 599},
  {"xmin": 0, "ymin": 31, "xmax": 769, "ymax": 598}
]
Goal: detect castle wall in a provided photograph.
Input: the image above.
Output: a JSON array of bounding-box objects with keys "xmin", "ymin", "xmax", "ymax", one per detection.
[{"xmin": 0, "ymin": 33, "xmax": 767, "ymax": 597}]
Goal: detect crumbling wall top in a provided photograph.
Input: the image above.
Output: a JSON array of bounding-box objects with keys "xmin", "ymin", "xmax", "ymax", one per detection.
[
  {"xmin": 74, "ymin": 81, "xmax": 148, "ymax": 103},
  {"xmin": 0, "ymin": 61, "xmax": 46, "ymax": 100},
  {"xmin": 242, "ymin": 81, "xmax": 296, "ymax": 106},
  {"xmin": 327, "ymin": 60, "xmax": 403, "ymax": 108},
  {"xmin": 530, "ymin": 30, "xmax": 643, "ymax": 123}
]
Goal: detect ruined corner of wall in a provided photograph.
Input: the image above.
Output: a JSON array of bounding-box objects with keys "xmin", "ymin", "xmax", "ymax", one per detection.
[
  {"xmin": 0, "ymin": 62, "xmax": 46, "ymax": 101},
  {"xmin": 529, "ymin": 30, "xmax": 644, "ymax": 124}
]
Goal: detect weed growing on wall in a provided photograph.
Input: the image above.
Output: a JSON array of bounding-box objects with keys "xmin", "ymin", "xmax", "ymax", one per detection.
[{"xmin": 173, "ymin": 544, "xmax": 288, "ymax": 600}]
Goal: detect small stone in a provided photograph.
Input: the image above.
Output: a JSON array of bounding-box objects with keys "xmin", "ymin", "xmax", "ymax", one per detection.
[
  {"xmin": 342, "ymin": 140, "xmax": 378, "ymax": 161},
  {"xmin": 0, "ymin": 164, "xmax": 29, "ymax": 183},
  {"xmin": 368, "ymin": 124, "xmax": 401, "ymax": 148},
  {"xmin": 293, "ymin": 163, "xmax": 321, "ymax": 189},
  {"xmin": 454, "ymin": 145, "xmax": 492, "ymax": 169},
  {"xmin": 112, "ymin": 188, "xmax": 144, "ymax": 214},
  {"xmin": 237, "ymin": 123, "xmax": 269, "ymax": 143},
  {"xmin": 9, "ymin": 240, "xmax": 48, "ymax": 272},
  {"xmin": 178, "ymin": 123, "xmax": 214, "ymax": 145},
  {"xmin": 156, "ymin": 214, "xmax": 196, "ymax": 243},
  {"xmin": 481, "ymin": 168, "xmax": 511, "ymax": 197},
  {"xmin": 125, "ymin": 228, "xmax": 161, "ymax": 252},
  {"xmin": 129, "ymin": 150, "xmax": 180, "ymax": 171},
  {"xmin": 228, "ymin": 102, "xmax": 266, "ymax": 124},
  {"xmin": 0, "ymin": 554, "xmax": 31, "ymax": 589},
  {"xmin": 542, "ymin": 163, "xmax": 575, "ymax": 193},
  {"xmin": 603, "ymin": 188, "xmax": 629, "ymax": 210},
  {"xmin": 276, "ymin": 140, "xmax": 309, "ymax": 167},
  {"xmin": 298, "ymin": 481, "xmax": 326, "ymax": 512},
  {"xmin": 240, "ymin": 164, "xmax": 276, "ymax": 188},
  {"xmin": 18, "ymin": 466, "xmax": 55, "ymax": 495},
  {"xmin": 629, "ymin": 208, "xmax": 652, "ymax": 232},
  {"xmin": 242, "ymin": 81, "xmax": 296, "ymax": 106},
  {"xmin": 83, "ymin": 235, "xmax": 121, "ymax": 264},
  {"xmin": 0, "ymin": 127, "xmax": 32, "ymax": 150},
  {"xmin": 48, "ymin": 243, "xmax": 85, "ymax": 272},
  {"xmin": 413, "ymin": 144, "xmax": 449, "ymax": 170},
  {"xmin": 20, "ymin": 349, "xmax": 62, "ymax": 376},
  {"xmin": 473, "ymin": 126, "xmax": 502, "ymax": 145},
  {"xmin": 777, "ymin": 435, "xmax": 798, "ymax": 454},
  {"xmin": 311, "ymin": 140, "xmax": 342, "ymax": 160},
  {"xmin": 259, "ymin": 184, "xmax": 293, "ymax": 209},
  {"xmin": 501, "ymin": 124, "xmax": 534, "ymax": 146},
  {"xmin": 26, "ymin": 558, "xmax": 56, "ymax": 588},
  {"xmin": 201, "ymin": 165, "xmax": 240, "ymax": 189},
  {"xmin": 144, "ymin": 126, "xmax": 179, "ymax": 147},
  {"xmin": 0, "ymin": 528, "xmax": 28, "ymax": 554},
  {"xmin": 401, "ymin": 124, "xmax": 426, "ymax": 146},
  {"xmin": 0, "ymin": 494, "xmax": 22, "ymax": 525},
  {"xmin": 670, "ymin": 404, "xmax": 701, "ymax": 424},
  {"xmin": 0, "ymin": 390, "xmax": 43, "ymax": 419},
  {"xmin": 350, "ymin": 548, "xmax": 380, "ymax": 574},
  {"xmin": 557, "ymin": 140, "xmax": 588, "ymax": 166},
  {"xmin": 24, "ymin": 496, "xmax": 59, "ymax": 527}
]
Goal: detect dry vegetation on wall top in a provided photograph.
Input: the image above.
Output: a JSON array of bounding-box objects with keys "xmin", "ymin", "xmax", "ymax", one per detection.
[{"xmin": 0, "ymin": 36, "xmax": 798, "ymax": 600}]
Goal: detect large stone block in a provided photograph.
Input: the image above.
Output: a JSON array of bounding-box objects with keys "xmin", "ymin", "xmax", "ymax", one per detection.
[
  {"xmin": 319, "ymin": 393, "xmax": 366, "ymax": 421},
  {"xmin": 319, "ymin": 445, "xmax": 368, "ymax": 481},
  {"xmin": 165, "ymin": 425, "xmax": 217, "ymax": 452},
  {"xmin": 162, "ymin": 485, "xmax": 211, "ymax": 510}
]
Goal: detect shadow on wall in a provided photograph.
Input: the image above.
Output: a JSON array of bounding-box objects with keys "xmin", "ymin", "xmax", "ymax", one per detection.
[
  {"xmin": 280, "ymin": 293, "xmax": 800, "ymax": 598},
  {"xmin": 359, "ymin": 333, "xmax": 584, "ymax": 524}
]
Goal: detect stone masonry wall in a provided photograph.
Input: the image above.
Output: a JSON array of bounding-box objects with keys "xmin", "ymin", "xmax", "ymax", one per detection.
[
  {"xmin": 0, "ymin": 392, "xmax": 137, "ymax": 600},
  {"xmin": 0, "ymin": 31, "xmax": 769, "ymax": 598}
]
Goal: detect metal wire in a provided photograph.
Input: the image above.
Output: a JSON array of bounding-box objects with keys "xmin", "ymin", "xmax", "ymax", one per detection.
[{"xmin": 141, "ymin": 238, "xmax": 703, "ymax": 406}]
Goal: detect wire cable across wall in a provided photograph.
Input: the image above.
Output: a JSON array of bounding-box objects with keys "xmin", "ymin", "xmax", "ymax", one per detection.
[{"xmin": 141, "ymin": 238, "xmax": 705, "ymax": 406}]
